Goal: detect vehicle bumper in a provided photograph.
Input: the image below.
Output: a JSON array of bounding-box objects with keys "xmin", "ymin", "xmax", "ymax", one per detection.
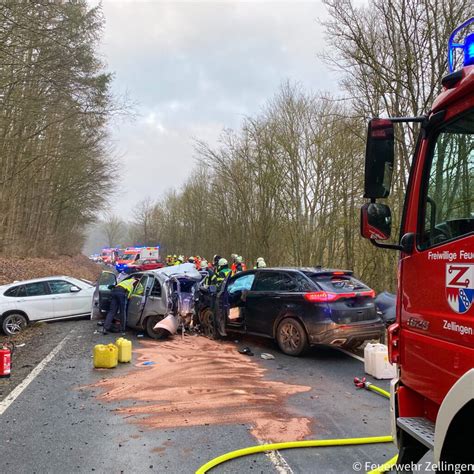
[{"xmin": 307, "ymin": 320, "xmax": 384, "ymax": 346}]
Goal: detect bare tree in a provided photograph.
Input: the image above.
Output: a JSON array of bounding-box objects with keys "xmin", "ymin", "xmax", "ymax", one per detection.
[
  {"xmin": 0, "ymin": 2, "xmax": 118, "ymax": 256},
  {"xmin": 101, "ymin": 215, "xmax": 125, "ymax": 248}
]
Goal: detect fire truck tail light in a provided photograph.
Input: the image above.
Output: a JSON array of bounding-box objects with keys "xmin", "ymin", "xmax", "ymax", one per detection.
[{"xmin": 387, "ymin": 322, "xmax": 400, "ymax": 364}]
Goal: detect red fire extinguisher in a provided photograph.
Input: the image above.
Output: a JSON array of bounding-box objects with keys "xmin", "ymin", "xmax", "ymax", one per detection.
[{"xmin": 0, "ymin": 342, "xmax": 14, "ymax": 378}]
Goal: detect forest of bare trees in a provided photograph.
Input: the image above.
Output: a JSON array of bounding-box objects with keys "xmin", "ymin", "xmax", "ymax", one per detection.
[
  {"xmin": 127, "ymin": 0, "xmax": 470, "ymax": 292},
  {"xmin": 0, "ymin": 2, "xmax": 116, "ymax": 256},
  {"xmin": 1, "ymin": 0, "xmax": 470, "ymax": 292}
]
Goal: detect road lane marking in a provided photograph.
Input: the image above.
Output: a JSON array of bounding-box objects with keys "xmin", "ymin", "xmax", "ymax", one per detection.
[
  {"xmin": 265, "ymin": 449, "xmax": 294, "ymax": 474},
  {"xmin": 0, "ymin": 333, "xmax": 71, "ymax": 416},
  {"xmin": 336, "ymin": 347, "xmax": 364, "ymax": 363},
  {"xmin": 258, "ymin": 439, "xmax": 294, "ymax": 474}
]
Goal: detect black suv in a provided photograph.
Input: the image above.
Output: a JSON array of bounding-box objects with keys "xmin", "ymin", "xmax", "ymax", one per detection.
[{"xmin": 196, "ymin": 267, "xmax": 384, "ymax": 356}]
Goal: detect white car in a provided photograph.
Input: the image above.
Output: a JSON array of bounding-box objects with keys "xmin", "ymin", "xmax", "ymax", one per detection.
[{"xmin": 0, "ymin": 276, "xmax": 95, "ymax": 335}]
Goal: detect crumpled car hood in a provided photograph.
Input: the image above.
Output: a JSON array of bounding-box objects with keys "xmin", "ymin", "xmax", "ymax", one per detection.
[{"xmin": 150, "ymin": 262, "xmax": 202, "ymax": 282}]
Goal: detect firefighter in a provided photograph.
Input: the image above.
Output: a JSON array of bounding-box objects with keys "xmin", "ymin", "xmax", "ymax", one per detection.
[
  {"xmin": 103, "ymin": 275, "xmax": 140, "ymax": 335},
  {"xmin": 211, "ymin": 255, "xmax": 221, "ymax": 271},
  {"xmin": 188, "ymin": 256, "xmax": 195, "ymax": 264},
  {"xmin": 199, "ymin": 260, "xmax": 213, "ymax": 283},
  {"xmin": 175, "ymin": 255, "xmax": 184, "ymax": 265},
  {"xmin": 254, "ymin": 257, "xmax": 267, "ymax": 269},
  {"xmin": 215, "ymin": 258, "xmax": 231, "ymax": 286},
  {"xmin": 230, "ymin": 254, "xmax": 238, "ymax": 274},
  {"xmin": 213, "ymin": 258, "xmax": 232, "ymax": 336},
  {"xmin": 234, "ymin": 255, "xmax": 247, "ymax": 274}
]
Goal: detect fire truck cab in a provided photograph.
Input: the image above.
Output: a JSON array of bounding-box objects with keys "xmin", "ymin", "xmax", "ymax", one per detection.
[{"xmin": 361, "ymin": 20, "xmax": 474, "ymax": 465}]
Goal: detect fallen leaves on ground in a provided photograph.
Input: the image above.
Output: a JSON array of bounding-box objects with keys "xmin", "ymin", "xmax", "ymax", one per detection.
[{"xmin": 0, "ymin": 255, "xmax": 102, "ymax": 286}]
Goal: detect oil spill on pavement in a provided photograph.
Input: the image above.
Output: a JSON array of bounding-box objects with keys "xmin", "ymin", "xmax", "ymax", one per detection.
[{"xmin": 92, "ymin": 335, "xmax": 312, "ymax": 442}]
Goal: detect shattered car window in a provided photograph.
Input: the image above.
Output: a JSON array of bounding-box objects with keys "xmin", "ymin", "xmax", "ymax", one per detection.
[{"xmin": 228, "ymin": 274, "xmax": 255, "ymax": 294}]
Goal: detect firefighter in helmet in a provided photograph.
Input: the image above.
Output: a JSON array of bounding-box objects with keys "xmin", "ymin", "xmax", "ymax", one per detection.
[{"xmin": 213, "ymin": 258, "xmax": 232, "ymax": 337}]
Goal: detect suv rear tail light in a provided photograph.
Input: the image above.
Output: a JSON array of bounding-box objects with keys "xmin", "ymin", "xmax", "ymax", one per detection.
[{"xmin": 304, "ymin": 289, "xmax": 375, "ymax": 302}]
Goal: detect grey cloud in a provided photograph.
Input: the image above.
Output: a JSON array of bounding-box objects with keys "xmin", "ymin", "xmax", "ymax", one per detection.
[{"xmin": 99, "ymin": 1, "xmax": 337, "ymax": 218}]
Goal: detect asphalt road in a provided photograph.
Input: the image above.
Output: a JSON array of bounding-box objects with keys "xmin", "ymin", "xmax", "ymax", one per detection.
[{"xmin": 0, "ymin": 319, "xmax": 397, "ymax": 473}]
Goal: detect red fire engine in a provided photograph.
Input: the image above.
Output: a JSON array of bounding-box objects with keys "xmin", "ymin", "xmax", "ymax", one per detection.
[{"xmin": 361, "ymin": 19, "xmax": 474, "ymax": 465}]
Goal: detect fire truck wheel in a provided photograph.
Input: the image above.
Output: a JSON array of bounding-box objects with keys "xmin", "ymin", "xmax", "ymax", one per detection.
[
  {"xmin": 2, "ymin": 313, "xmax": 28, "ymax": 336},
  {"xmin": 276, "ymin": 318, "xmax": 308, "ymax": 356}
]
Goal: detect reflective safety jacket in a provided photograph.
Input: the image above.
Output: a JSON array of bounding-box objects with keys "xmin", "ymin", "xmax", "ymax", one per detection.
[
  {"xmin": 116, "ymin": 278, "xmax": 136, "ymax": 297},
  {"xmin": 215, "ymin": 267, "xmax": 231, "ymax": 286},
  {"xmin": 202, "ymin": 268, "xmax": 214, "ymax": 286}
]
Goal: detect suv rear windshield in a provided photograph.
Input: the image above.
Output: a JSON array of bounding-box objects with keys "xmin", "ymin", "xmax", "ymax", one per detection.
[{"xmin": 307, "ymin": 273, "xmax": 369, "ymax": 293}]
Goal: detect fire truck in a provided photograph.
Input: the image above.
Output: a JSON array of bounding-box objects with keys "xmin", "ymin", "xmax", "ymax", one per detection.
[{"xmin": 360, "ymin": 19, "xmax": 474, "ymax": 465}]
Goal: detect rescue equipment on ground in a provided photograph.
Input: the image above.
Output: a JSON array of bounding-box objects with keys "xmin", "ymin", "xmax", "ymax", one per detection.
[
  {"xmin": 93, "ymin": 343, "xmax": 118, "ymax": 368},
  {"xmin": 0, "ymin": 341, "xmax": 14, "ymax": 377},
  {"xmin": 115, "ymin": 338, "xmax": 132, "ymax": 363},
  {"xmin": 353, "ymin": 376, "xmax": 391, "ymax": 399},
  {"xmin": 364, "ymin": 343, "xmax": 397, "ymax": 379}
]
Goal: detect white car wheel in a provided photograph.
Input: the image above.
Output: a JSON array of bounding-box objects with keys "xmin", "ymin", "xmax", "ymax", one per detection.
[{"xmin": 2, "ymin": 313, "xmax": 28, "ymax": 335}]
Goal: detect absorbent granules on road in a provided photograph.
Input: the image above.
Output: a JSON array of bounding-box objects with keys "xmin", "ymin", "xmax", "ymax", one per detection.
[{"xmin": 91, "ymin": 335, "xmax": 312, "ymax": 443}]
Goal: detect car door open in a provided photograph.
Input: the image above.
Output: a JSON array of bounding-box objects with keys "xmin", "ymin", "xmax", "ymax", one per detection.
[
  {"xmin": 126, "ymin": 274, "xmax": 150, "ymax": 328},
  {"xmin": 92, "ymin": 271, "xmax": 117, "ymax": 319},
  {"xmin": 224, "ymin": 273, "xmax": 256, "ymax": 328}
]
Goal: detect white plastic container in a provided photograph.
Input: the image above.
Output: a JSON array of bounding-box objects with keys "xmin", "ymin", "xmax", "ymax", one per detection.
[{"xmin": 364, "ymin": 343, "xmax": 397, "ymax": 379}]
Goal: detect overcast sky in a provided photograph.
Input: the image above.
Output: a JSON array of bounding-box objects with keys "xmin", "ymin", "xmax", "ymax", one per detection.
[{"xmin": 99, "ymin": 1, "xmax": 339, "ymax": 219}]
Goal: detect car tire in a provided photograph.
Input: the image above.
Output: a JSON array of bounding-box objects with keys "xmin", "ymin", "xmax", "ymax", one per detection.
[
  {"xmin": 199, "ymin": 308, "xmax": 217, "ymax": 339},
  {"xmin": 2, "ymin": 313, "xmax": 28, "ymax": 336},
  {"xmin": 276, "ymin": 318, "xmax": 308, "ymax": 356},
  {"xmin": 145, "ymin": 315, "xmax": 168, "ymax": 339}
]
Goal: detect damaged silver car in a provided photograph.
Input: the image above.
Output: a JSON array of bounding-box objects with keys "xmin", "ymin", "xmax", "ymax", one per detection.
[{"xmin": 92, "ymin": 263, "xmax": 203, "ymax": 338}]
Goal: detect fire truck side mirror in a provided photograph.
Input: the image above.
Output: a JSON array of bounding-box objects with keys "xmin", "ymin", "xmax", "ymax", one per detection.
[
  {"xmin": 364, "ymin": 118, "xmax": 394, "ymax": 199},
  {"xmin": 360, "ymin": 202, "xmax": 392, "ymax": 240}
]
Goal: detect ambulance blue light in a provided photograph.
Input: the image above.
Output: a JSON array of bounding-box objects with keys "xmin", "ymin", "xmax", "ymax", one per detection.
[{"xmin": 448, "ymin": 18, "xmax": 474, "ymax": 72}]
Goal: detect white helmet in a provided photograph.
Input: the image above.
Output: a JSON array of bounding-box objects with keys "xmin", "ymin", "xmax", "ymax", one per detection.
[
  {"xmin": 218, "ymin": 258, "xmax": 228, "ymax": 267},
  {"xmin": 236, "ymin": 256, "xmax": 243, "ymax": 263},
  {"xmin": 200, "ymin": 260, "xmax": 208, "ymax": 269},
  {"xmin": 231, "ymin": 253, "xmax": 238, "ymax": 260},
  {"xmin": 257, "ymin": 257, "xmax": 265, "ymax": 263},
  {"xmin": 257, "ymin": 260, "xmax": 266, "ymax": 268}
]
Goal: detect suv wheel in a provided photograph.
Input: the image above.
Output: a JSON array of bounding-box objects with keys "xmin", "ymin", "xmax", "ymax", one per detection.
[
  {"xmin": 2, "ymin": 313, "xmax": 28, "ymax": 336},
  {"xmin": 145, "ymin": 315, "xmax": 168, "ymax": 339},
  {"xmin": 276, "ymin": 318, "xmax": 308, "ymax": 356},
  {"xmin": 200, "ymin": 308, "xmax": 217, "ymax": 339}
]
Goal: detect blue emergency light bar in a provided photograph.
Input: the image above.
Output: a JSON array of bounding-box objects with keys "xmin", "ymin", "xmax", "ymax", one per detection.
[{"xmin": 448, "ymin": 17, "xmax": 474, "ymax": 72}]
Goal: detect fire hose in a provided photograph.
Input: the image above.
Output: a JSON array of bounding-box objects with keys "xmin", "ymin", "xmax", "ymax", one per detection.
[{"xmin": 195, "ymin": 378, "xmax": 398, "ymax": 474}]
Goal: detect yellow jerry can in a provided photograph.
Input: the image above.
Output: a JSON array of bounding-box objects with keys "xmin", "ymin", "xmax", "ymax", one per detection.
[
  {"xmin": 93, "ymin": 344, "xmax": 118, "ymax": 369},
  {"xmin": 115, "ymin": 338, "xmax": 132, "ymax": 363}
]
